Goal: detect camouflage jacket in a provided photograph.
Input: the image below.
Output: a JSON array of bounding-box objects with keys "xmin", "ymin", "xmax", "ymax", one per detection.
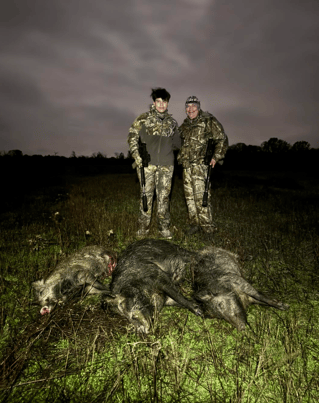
[
  {"xmin": 128, "ymin": 105, "xmax": 180, "ymax": 166},
  {"xmin": 177, "ymin": 110, "xmax": 228, "ymax": 168}
]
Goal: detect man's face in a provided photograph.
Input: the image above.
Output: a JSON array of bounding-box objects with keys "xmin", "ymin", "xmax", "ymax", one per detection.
[
  {"xmin": 154, "ymin": 98, "xmax": 168, "ymax": 113},
  {"xmin": 186, "ymin": 103, "xmax": 199, "ymax": 120}
]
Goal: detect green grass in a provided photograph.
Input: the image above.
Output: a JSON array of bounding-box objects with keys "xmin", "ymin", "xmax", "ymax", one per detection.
[{"xmin": 0, "ymin": 170, "xmax": 318, "ymax": 402}]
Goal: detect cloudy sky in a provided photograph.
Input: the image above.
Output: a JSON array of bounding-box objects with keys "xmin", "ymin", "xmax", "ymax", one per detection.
[{"xmin": 1, "ymin": 0, "xmax": 318, "ymax": 157}]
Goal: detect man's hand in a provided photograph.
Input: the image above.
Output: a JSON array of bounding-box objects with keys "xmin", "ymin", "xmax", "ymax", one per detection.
[
  {"xmin": 133, "ymin": 153, "xmax": 143, "ymax": 168},
  {"xmin": 210, "ymin": 158, "xmax": 216, "ymax": 168}
]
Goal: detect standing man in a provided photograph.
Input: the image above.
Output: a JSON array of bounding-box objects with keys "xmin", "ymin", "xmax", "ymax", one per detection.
[
  {"xmin": 178, "ymin": 96, "xmax": 228, "ymax": 235},
  {"xmin": 128, "ymin": 88, "xmax": 180, "ymax": 239}
]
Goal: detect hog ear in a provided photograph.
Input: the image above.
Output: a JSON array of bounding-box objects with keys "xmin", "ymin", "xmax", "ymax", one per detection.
[{"xmin": 32, "ymin": 279, "xmax": 45, "ymax": 290}]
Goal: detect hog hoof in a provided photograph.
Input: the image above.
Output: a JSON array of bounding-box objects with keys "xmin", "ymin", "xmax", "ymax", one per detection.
[
  {"xmin": 195, "ymin": 307, "xmax": 203, "ymax": 317},
  {"xmin": 279, "ymin": 302, "xmax": 290, "ymax": 311}
]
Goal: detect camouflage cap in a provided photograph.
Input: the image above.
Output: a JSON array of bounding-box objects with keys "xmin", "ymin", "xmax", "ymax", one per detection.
[{"xmin": 185, "ymin": 96, "xmax": 200, "ymax": 109}]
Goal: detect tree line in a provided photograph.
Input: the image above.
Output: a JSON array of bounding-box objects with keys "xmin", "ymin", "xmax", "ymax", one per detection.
[{"xmin": 1, "ymin": 137, "xmax": 318, "ymax": 173}]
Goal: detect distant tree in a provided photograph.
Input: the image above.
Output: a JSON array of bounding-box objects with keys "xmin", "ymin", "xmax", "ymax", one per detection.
[
  {"xmin": 70, "ymin": 151, "xmax": 77, "ymax": 158},
  {"xmin": 228, "ymin": 143, "xmax": 247, "ymax": 152},
  {"xmin": 126, "ymin": 150, "xmax": 133, "ymax": 159},
  {"xmin": 115, "ymin": 152, "xmax": 124, "ymax": 159},
  {"xmin": 97, "ymin": 152, "xmax": 107, "ymax": 158},
  {"xmin": 91, "ymin": 152, "xmax": 107, "ymax": 158},
  {"xmin": 7, "ymin": 149, "xmax": 23, "ymax": 157},
  {"xmin": 246, "ymin": 145, "xmax": 262, "ymax": 153},
  {"xmin": 261, "ymin": 138, "xmax": 291, "ymax": 153},
  {"xmin": 291, "ymin": 141, "xmax": 311, "ymax": 152}
]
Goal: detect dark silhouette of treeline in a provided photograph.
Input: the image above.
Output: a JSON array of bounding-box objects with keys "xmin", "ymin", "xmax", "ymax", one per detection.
[
  {"xmin": 1, "ymin": 138, "xmax": 318, "ymax": 177},
  {"xmin": 1, "ymin": 138, "xmax": 318, "ymax": 213},
  {"xmin": 224, "ymin": 139, "xmax": 318, "ymax": 171}
]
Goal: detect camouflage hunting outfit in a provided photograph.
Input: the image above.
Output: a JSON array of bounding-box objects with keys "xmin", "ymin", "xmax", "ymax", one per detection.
[
  {"xmin": 128, "ymin": 104, "xmax": 180, "ymax": 236},
  {"xmin": 178, "ymin": 109, "xmax": 228, "ymax": 232}
]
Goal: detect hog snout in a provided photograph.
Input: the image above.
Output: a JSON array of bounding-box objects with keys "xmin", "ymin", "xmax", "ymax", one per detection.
[{"xmin": 40, "ymin": 306, "xmax": 51, "ymax": 315}]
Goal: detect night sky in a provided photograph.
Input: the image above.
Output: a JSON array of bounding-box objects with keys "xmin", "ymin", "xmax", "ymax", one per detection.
[{"xmin": 1, "ymin": 0, "xmax": 318, "ymax": 157}]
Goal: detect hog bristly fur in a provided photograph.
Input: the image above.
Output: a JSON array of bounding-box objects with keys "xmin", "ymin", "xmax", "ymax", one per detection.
[
  {"xmin": 193, "ymin": 246, "xmax": 289, "ymax": 330},
  {"xmin": 33, "ymin": 245, "xmax": 116, "ymax": 315},
  {"xmin": 104, "ymin": 239, "xmax": 202, "ymax": 333}
]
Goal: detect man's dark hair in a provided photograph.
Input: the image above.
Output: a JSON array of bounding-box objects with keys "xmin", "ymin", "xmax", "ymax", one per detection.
[{"xmin": 151, "ymin": 88, "xmax": 171, "ymax": 102}]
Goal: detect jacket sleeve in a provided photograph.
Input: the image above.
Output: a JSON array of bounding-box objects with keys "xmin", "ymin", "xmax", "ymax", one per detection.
[
  {"xmin": 209, "ymin": 116, "xmax": 229, "ymax": 162},
  {"xmin": 172, "ymin": 126, "xmax": 181, "ymax": 150},
  {"xmin": 128, "ymin": 112, "xmax": 148, "ymax": 156},
  {"xmin": 176, "ymin": 125, "xmax": 185, "ymax": 164}
]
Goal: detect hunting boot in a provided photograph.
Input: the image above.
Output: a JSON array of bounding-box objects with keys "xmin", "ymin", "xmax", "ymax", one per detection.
[{"xmin": 159, "ymin": 228, "xmax": 173, "ymax": 239}]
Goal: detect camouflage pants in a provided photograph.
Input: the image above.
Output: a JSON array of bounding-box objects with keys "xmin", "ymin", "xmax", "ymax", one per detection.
[
  {"xmin": 137, "ymin": 164, "xmax": 174, "ymax": 231},
  {"xmin": 183, "ymin": 164, "xmax": 213, "ymax": 230}
]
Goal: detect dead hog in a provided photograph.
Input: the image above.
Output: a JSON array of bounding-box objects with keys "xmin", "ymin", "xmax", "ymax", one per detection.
[
  {"xmin": 193, "ymin": 246, "xmax": 290, "ymax": 330},
  {"xmin": 104, "ymin": 239, "xmax": 202, "ymax": 333},
  {"xmin": 33, "ymin": 245, "xmax": 116, "ymax": 315}
]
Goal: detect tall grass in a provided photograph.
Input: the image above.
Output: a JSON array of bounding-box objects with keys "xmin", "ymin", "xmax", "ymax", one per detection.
[{"xmin": 0, "ymin": 170, "xmax": 318, "ymax": 402}]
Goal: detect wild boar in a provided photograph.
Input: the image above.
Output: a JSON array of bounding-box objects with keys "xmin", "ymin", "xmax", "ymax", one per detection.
[
  {"xmin": 104, "ymin": 239, "xmax": 202, "ymax": 333},
  {"xmin": 33, "ymin": 245, "xmax": 116, "ymax": 315},
  {"xmin": 193, "ymin": 246, "xmax": 290, "ymax": 330}
]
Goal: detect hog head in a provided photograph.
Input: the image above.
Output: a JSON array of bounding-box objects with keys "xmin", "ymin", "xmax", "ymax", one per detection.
[
  {"xmin": 104, "ymin": 293, "xmax": 153, "ymax": 334},
  {"xmin": 32, "ymin": 278, "xmax": 72, "ymax": 315},
  {"xmin": 195, "ymin": 290, "xmax": 248, "ymax": 331}
]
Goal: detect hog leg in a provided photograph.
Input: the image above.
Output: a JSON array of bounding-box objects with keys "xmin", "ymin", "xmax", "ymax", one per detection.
[
  {"xmin": 231, "ymin": 276, "xmax": 290, "ymax": 310},
  {"xmin": 159, "ymin": 282, "xmax": 202, "ymax": 317},
  {"xmin": 83, "ymin": 279, "xmax": 114, "ymax": 296}
]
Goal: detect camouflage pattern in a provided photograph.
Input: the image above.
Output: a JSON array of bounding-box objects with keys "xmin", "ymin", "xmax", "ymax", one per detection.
[
  {"xmin": 128, "ymin": 104, "xmax": 179, "ymax": 234},
  {"xmin": 128, "ymin": 104, "xmax": 179, "ymax": 166},
  {"xmin": 129, "ymin": 104, "xmax": 177, "ymax": 141},
  {"xmin": 185, "ymin": 95, "xmax": 200, "ymax": 109},
  {"xmin": 177, "ymin": 110, "xmax": 228, "ymax": 168},
  {"xmin": 178, "ymin": 109, "xmax": 228, "ymax": 231},
  {"xmin": 183, "ymin": 164, "xmax": 213, "ymax": 231},
  {"xmin": 137, "ymin": 164, "xmax": 174, "ymax": 231}
]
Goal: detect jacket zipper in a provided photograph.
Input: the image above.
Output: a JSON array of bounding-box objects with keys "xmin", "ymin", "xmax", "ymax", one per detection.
[{"xmin": 157, "ymin": 119, "xmax": 164, "ymax": 165}]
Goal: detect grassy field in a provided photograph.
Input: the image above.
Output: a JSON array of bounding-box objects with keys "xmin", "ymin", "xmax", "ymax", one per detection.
[{"xmin": 0, "ymin": 169, "xmax": 318, "ymax": 402}]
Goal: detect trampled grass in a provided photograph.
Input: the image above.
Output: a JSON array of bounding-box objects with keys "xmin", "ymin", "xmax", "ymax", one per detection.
[{"xmin": 0, "ymin": 170, "xmax": 318, "ymax": 402}]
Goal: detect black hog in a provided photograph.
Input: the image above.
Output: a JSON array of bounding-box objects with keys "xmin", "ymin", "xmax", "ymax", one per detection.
[
  {"xmin": 104, "ymin": 239, "xmax": 201, "ymax": 333},
  {"xmin": 193, "ymin": 247, "xmax": 290, "ymax": 330},
  {"xmin": 33, "ymin": 245, "xmax": 116, "ymax": 315}
]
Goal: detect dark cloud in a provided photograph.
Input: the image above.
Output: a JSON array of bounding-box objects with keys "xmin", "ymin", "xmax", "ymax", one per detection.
[
  {"xmin": 1, "ymin": 0, "xmax": 318, "ymax": 156},
  {"xmin": 0, "ymin": 69, "xmax": 44, "ymax": 105}
]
